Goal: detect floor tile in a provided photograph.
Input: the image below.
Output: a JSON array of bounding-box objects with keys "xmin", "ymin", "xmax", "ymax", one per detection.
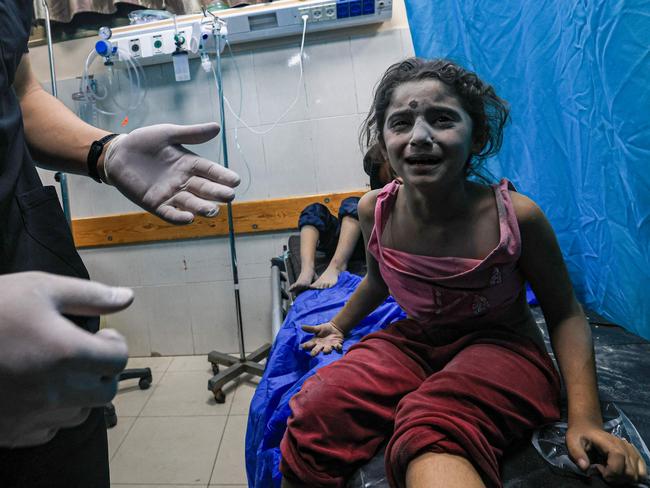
[
  {"xmin": 107, "ymin": 416, "xmax": 135, "ymax": 460},
  {"xmin": 230, "ymin": 375, "xmax": 260, "ymax": 415},
  {"xmin": 210, "ymin": 415, "xmax": 249, "ymax": 485},
  {"xmin": 140, "ymin": 371, "xmax": 234, "ymax": 417},
  {"xmin": 168, "ymin": 355, "xmax": 215, "ymax": 373},
  {"xmin": 126, "ymin": 356, "xmax": 174, "ymax": 373},
  {"xmin": 112, "ymin": 366, "xmax": 164, "ymax": 417},
  {"xmin": 110, "ymin": 416, "xmax": 227, "ymax": 485}
]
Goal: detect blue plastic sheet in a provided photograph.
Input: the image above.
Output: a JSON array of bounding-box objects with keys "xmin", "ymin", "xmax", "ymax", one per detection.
[
  {"xmin": 245, "ymin": 272, "xmax": 406, "ymax": 487},
  {"xmin": 404, "ymin": 0, "xmax": 650, "ymax": 337}
]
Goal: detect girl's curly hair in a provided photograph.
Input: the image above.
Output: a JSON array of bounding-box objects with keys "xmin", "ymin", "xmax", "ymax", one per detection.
[{"xmin": 360, "ymin": 58, "xmax": 510, "ymax": 178}]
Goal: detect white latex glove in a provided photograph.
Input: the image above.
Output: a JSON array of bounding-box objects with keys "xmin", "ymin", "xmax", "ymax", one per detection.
[
  {"xmin": 0, "ymin": 272, "xmax": 133, "ymax": 448},
  {"xmin": 102, "ymin": 122, "xmax": 241, "ymax": 224}
]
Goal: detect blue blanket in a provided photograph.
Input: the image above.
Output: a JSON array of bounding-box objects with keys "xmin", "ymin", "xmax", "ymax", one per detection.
[{"xmin": 245, "ymin": 272, "xmax": 406, "ymax": 487}]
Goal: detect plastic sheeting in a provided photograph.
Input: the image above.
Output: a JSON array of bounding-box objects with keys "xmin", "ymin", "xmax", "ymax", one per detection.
[
  {"xmin": 403, "ymin": 0, "xmax": 650, "ymax": 337},
  {"xmin": 533, "ymin": 402, "xmax": 650, "ymax": 486},
  {"xmin": 245, "ymin": 272, "xmax": 406, "ymax": 488}
]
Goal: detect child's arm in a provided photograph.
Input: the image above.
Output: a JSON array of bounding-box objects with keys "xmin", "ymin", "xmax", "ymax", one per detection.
[
  {"xmin": 330, "ymin": 191, "xmax": 390, "ymax": 331},
  {"xmin": 301, "ymin": 191, "xmax": 390, "ymax": 356},
  {"xmin": 514, "ymin": 193, "xmax": 646, "ymax": 484}
]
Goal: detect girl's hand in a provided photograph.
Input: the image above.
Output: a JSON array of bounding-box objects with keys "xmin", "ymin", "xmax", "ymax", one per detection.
[
  {"xmin": 300, "ymin": 322, "xmax": 344, "ymax": 357},
  {"xmin": 566, "ymin": 421, "xmax": 648, "ymax": 485}
]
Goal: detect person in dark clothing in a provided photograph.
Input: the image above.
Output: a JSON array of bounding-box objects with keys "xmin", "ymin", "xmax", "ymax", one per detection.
[
  {"xmin": 0, "ymin": 2, "xmax": 239, "ymax": 486},
  {"xmin": 289, "ymin": 144, "xmax": 394, "ymax": 293}
]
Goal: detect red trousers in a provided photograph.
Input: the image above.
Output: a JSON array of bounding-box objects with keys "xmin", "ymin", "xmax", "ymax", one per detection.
[{"xmin": 280, "ymin": 319, "xmax": 561, "ymax": 488}]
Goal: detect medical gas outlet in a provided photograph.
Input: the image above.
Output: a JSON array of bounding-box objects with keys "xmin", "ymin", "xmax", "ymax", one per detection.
[{"xmin": 106, "ymin": 0, "xmax": 391, "ymax": 65}]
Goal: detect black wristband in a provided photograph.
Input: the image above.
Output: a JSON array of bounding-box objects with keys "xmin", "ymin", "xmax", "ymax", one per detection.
[{"xmin": 87, "ymin": 133, "xmax": 119, "ymax": 183}]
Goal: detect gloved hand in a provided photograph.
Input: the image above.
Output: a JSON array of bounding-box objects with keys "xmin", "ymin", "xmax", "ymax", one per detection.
[
  {"xmin": 101, "ymin": 122, "xmax": 241, "ymax": 225},
  {"xmin": 0, "ymin": 272, "xmax": 133, "ymax": 448},
  {"xmin": 300, "ymin": 322, "xmax": 345, "ymax": 356}
]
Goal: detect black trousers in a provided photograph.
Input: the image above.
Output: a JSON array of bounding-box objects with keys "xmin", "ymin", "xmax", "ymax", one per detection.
[
  {"xmin": 0, "ymin": 408, "xmax": 109, "ymax": 488},
  {"xmin": 0, "ymin": 185, "xmax": 108, "ymax": 485}
]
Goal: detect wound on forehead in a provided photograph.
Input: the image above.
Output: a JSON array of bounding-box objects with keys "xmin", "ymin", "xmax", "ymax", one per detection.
[{"xmin": 408, "ymin": 100, "xmax": 418, "ymax": 109}]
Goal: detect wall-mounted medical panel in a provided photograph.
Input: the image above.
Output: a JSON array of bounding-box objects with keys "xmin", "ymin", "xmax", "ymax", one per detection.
[{"xmin": 108, "ymin": 0, "xmax": 392, "ymax": 64}]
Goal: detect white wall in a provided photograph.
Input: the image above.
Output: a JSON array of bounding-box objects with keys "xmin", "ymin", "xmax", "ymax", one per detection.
[{"xmin": 30, "ymin": 2, "xmax": 414, "ymax": 356}]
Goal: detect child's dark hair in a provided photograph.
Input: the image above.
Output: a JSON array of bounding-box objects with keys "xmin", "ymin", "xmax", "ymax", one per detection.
[
  {"xmin": 362, "ymin": 143, "xmax": 385, "ymax": 176},
  {"xmin": 360, "ymin": 58, "xmax": 510, "ymax": 179},
  {"xmin": 363, "ymin": 143, "xmax": 397, "ymax": 189}
]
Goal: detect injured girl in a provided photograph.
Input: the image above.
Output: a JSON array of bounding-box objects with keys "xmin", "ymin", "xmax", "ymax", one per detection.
[{"xmin": 279, "ymin": 58, "xmax": 647, "ymax": 487}]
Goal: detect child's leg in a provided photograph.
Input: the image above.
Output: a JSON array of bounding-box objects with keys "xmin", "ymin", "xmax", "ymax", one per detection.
[
  {"xmin": 279, "ymin": 333, "xmax": 428, "ymax": 488},
  {"xmin": 290, "ymin": 225, "xmax": 319, "ymax": 292},
  {"xmin": 406, "ymin": 452, "xmax": 485, "ymax": 488},
  {"xmin": 290, "ymin": 203, "xmax": 339, "ymax": 293},
  {"xmin": 385, "ymin": 338, "xmax": 561, "ymax": 488},
  {"xmin": 311, "ymin": 197, "xmax": 362, "ymax": 289},
  {"xmin": 311, "ymin": 216, "xmax": 361, "ymax": 289}
]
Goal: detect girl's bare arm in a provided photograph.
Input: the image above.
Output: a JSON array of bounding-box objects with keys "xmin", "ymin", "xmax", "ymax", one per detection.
[
  {"xmin": 329, "ymin": 191, "xmax": 390, "ymax": 334},
  {"xmin": 514, "ymin": 192, "xmax": 645, "ymax": 483}
]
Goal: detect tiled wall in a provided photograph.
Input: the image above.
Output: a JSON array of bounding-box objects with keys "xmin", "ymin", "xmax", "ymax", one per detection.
[{"xmin": 38, "ymin": 25, "xmax": 414, "ymax": 356}]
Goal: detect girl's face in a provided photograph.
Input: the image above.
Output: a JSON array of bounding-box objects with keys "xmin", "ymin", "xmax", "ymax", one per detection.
[{"xmin": 381, "ymin": 79, "xmax": 475, "ymax": 189}]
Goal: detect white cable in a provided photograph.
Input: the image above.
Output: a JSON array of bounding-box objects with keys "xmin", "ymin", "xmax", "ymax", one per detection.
[
  {"xmin": 225, "ymin": 39, "xmax": 252, "ymax": 195},
  {"xmin": 206, "ymin": 14, "xmax": 308, "ymax": 194},
  {"xmin": 107, "ymin": 49, "xmax": 146, "ymax": 112},
  {"xmin": 222, "ymin": 14, "xmax": 309, "ymax": 136}
]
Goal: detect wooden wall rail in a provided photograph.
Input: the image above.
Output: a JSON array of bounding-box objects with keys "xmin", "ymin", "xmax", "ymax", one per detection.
[{"xmin": 72, "ymin": 190, "xmax": 366, "ymax": 249}]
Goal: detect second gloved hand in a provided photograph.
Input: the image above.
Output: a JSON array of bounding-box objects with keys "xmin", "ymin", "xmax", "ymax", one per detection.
[
  {"xmin": 0, "ymin": 272, "xmax": 133, "ymax": 448},
  {"xmin": 101, "ymin": 123, "xmax": 241, "ymax": 224}
]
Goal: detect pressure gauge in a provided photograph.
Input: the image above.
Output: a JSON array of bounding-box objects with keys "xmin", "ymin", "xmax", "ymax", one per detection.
[{"xmin": 99, "ymin": 26, "xmax": 112, "ymax": 40}]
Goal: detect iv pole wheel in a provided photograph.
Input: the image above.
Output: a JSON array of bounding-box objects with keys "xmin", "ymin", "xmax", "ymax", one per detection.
[{"xmin": 212, "ymin": 386, "xmax": 226, "ymax": 404}]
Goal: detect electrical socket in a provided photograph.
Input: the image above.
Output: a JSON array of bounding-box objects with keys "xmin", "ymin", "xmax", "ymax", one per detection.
[
  {"xmin": 310, "ymin": 6, "xmax": 324, "ymax": 22},
  {"xmin": 324, "ymin": 3, "xmax": 336, "ymax": 20}
]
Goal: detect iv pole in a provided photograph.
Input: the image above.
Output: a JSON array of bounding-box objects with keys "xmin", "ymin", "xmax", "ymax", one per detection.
[
  {"xmin": 205, "ymin": 14, "xmax": 271, "ymax": 403},
  {"xmin": 41, "ymin": 0, "xmax": 72, "ymax": 222}
]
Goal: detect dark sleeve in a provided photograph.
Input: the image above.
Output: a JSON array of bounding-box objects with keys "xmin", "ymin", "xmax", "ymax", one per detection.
[{"xmin": 338, "ymin": 197, "xmax": 360, "ymax": 221}]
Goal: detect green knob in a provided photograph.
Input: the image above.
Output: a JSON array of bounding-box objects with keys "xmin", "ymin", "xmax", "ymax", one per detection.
[{"xmin": 154, "ymin": 39, "xmax": 162, "ymax": 49}]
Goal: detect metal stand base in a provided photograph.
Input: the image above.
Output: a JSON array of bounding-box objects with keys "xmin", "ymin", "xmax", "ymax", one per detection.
[{"xmin": 207, "ymin": 344, "xmax": 271, "ymax": 403}]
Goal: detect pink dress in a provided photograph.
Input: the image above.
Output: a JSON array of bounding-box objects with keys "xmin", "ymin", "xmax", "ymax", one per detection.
[{"xmin": 368, "ymin": 178, "xmax": 543, "ymax": 345}]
